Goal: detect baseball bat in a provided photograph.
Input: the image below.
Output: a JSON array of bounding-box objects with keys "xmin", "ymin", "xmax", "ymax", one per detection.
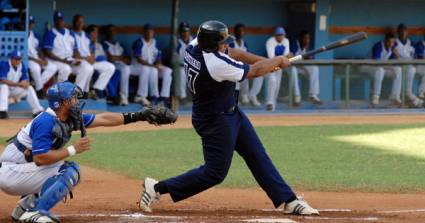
[{"xmin": 289, "ymin": 32, "xmax": 368, "ymax": 62}]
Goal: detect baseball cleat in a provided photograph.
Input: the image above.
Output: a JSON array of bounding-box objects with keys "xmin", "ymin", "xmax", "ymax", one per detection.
[
  {"xmin": 266, "ymin": 104, "xmax": 274, "ymax": 111},
  {"xmin": 249, "ymin": 95, "xmax": 262, "ymax": 107},
  {"xmin": 11, "ymin": 195, "xmax": 37, "ymax": 221},
  {"xmin": 309, "ymin": 95, "xmax": 323, "ymax": 105},
  {"xmin": 19, "ymin": 211, "xmax": 59, "ymax": 223},
  {"xmin": 283, "ymin": 197, "xmax": 319, "ymax": 215},
  {"xmin": 134, "ymin": 96, "xmax": 151, "ymax": 106},
  {"xmin": 241, "ymin": 95, "xmax": 250, "ymax": 105},
  {"xmin": 371, "ymin": 95, "xmax": 380, "ymax": 107},
  {"xmin": 139, "ymin": 177, "xmax": 160, "ymax": 212}
]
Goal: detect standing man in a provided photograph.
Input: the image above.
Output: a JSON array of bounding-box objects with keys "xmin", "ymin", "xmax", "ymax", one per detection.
[
  {"xmin": 43, "ymin": 11, "xmax": 94, "ymax": 93},
  {"xmin": 394, "ymin": 24, "xmax": 423, "ymax": 107},
  {"xmin": 0, "ymin": 51, "xmax": 44, "ymax": 119},
  {"xmin": 265, "ymin": 27, "xmax": 291, "ymax": 111},
  {"xmin": 27, "ymin": 15, "xmax": 58, "ymax": 96},
  {"xmin": 361, "ymin": 32, "xmax": 402, "ymax": 107},
  {"xmin": 290, "ymin": 30, "xmax": 322, "ymax": 105},
  {"xmin": 0, "ymin": 82, "xmax": 176, "ymax": 222},
  {"xmin": 229, "ymin": 23, "xmax": 250, "ymax": 105},
  {"xmin": 72, "ymin": 15, "xmax": 114, "ymax": 98},
  {"xmin": 133, "ymin": 24, "xmax": 173, "ymax": 106},
  {"xmin": 176, "ymin": 22, "xmax": 192, "ymax": 103},
  {"xmin": 103, "ymin": 24, "xmax": 132, "ymax": 105},
  {"xmin": 139, "ymin": 20, "xmax": 318, "ymax": 216}
]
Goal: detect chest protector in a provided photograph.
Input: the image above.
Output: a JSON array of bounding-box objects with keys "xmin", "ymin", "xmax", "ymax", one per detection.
[{"xmin": 51, "ymin": 119, "xmax": 73, "ymax": 150}]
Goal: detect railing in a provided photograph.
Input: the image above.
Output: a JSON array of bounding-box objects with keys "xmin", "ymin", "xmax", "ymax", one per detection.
[{"xmin": 289, "ymin": 59, "xmax": 425, "ymax": 108}]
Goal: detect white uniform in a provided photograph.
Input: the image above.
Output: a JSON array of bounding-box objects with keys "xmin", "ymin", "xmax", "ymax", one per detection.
[
  {"xmin": 0, "ymin": 60, "xmax": 44, "ymax": 114},
  {"xmin": 73, "ymin": 31, "xmax": 114, "ymax": 92},
  {"xmin": 103, "ymin": 40, "xmax": 131, "ymax": 100},
  {"xmin": 395, "ymin": 38, "xmax": 417, "ymax": 100},
  {"xmin": 43, "ymin": 28, "xmax": 93, "ymax": 90},
  {"xmin": 264, "ymin": 36, "xmax": 290, "ymax": 107},
  {"xmin": 0, "ymin": 108, "xmax": 95, "ymax": 196},
  {"xmin": 414, "ymin": 40, "xmax": 425, "ymax": 95},
  {"xmin": 132, "ymin": 38, "xmax": 172, "ymax": 98},
  {"xmin": 229, "ymin": 39, "xmax": 250, "ymax": 102},
  {"xmin": 176, "ymin": 37, "xmax": 192, "ymax": 99},
  {"xmin": 27, "ymin": 31, "xmax": 58, "ymax": 91},
  {"xmin": 360, "ymin": 41, "xmax": 402, "ymax": 100},
  {"xmin": 290, "ymin": 40, "xmax": 320, "ymax": 98}
]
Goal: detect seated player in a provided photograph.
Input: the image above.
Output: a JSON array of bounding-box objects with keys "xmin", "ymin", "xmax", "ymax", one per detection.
[
  {"xmin": 132, "ymin": 24, "xmax": 173, "ymax": 106},
  {"xmin": 414, "ymin": 34, "xmax": 425, "ymax": 99},
  {"xmin": 102, "ymin": 24, "xmax": 132, "ymax": 105},
  {"xmin": 290, "ymin": 30, "xmax": 322, "ymax": 105},
  {"xmin": 0, "ymin": 51, "xmax": 44, "ymax": 119},
  {"xmin": 43, "ymin": 11, "xmax": 93, "ymax": 94},
  {"xmin": 27, "ymin": 15, "xmax": 58, "ymax": 97},
  {"xmin": 0, "ymin": 81, "xmax": 177, "ymax": 223},
  {"xmin": 72, "ymin": 15, "xmax": 114, "ymax": 99},
  {"xmin": 360, "ymin": 32, "xmax": 402, "ymax": 107}
]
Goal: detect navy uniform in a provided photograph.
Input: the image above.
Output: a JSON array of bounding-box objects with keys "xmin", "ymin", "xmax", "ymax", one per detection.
[{"xmin": 139, "ymin": 21, "xmax": 318, "ymax": 215}]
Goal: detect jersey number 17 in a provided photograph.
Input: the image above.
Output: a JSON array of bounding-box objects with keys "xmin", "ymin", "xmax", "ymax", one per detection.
[{"xmin": 184, "ymin": 63, "xmax": 199, "ymax": 94}]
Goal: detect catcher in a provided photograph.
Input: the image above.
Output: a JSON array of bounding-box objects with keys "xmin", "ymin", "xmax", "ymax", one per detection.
[{"xmin": 0, "ymin": 81, "xmax": 177, "ymax": 223}]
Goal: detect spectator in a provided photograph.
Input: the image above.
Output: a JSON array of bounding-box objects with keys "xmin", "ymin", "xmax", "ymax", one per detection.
[
  {"xmin": 229, "ymin": 23, "xmax": 250, "ymax": 105},
  {"xmin": 394, "ymin": 24, "xmax": 423, "ymax": 107},
  {"xmin": 132, "ymin": 24, "xmax": 172, "ymax": 106},
  {"xmin": 27, "ymin": 15, "xmax": 58, "ymax": 97},
  {"xmin": 264, "ymin": 26, "xmax": 291, "ymax": 111},
  {"xmin": 360, "ymin": 32, "xmax": 402, "ymax": 107},
  {"xmin": 290, "ymin": 30, "xmax": 322, "ymax": 105},
  {"xmin": 0, "ymin": 50, "xmax": 44, "ymax": 119},
  {"xmin": 102, "ymin": 24, "xmax": 131, "ymax": 105},
  {"xmin": 176, "ymin": 21, "xmax": 192, "ymax": 103},
  {"xmin": 42, "ymin": 11, "xmax": 93, "ymax": 95},
  {"xmin": 72, "ymin": 15, "xmax": 114, "ymax": 99}
]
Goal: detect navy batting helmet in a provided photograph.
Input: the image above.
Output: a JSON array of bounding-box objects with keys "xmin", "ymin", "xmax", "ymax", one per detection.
[
  {"xmin": 47, "ymin": 82, "xmax": 83, "ymax": 110},
  {"xmin": 197, "ymin": 20, "xmax": 234, "ymax": 52}
]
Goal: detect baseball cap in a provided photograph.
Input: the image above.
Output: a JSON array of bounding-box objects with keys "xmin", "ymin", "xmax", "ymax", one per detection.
[
  {"xmin": 397, "ymin": 23, "xmax": 407, "ymax": 31},
  {"xmin": 53, "ymin": 11, "xmax": 64, "ymax": 22},
  {"xmin": 275, "ymin": 26, "xmax": 286, "ymax": 35},
  {"xmin": 179, "ymin": 22, "xmax": 190, "ymax": 32},
  {"xmin": 29, "ymin": 15, "xmax": 35, "ymax": 23},
  {"xmin": 144, "ymin": 23, "xmax": 154, "ymax": 31},
  {"xmin": 9, "ymin": 50, "xmax": 22, "ymax": 59}
]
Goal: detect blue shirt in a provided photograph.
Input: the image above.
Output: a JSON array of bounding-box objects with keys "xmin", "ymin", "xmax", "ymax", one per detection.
[
  {"xmin": 0, "ymin": 60, "xmax": 29, "ymax": 82},
  {"xmin": 415, "ymin": 41, "xmax": 425, "ymax": 59},
  {"xmin": 372, "ymin": 41, "xmax": 394, "ymax": 60}
]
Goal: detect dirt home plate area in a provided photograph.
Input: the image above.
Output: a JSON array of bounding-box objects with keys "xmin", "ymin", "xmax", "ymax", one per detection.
[{"xmin": 1, "ymin": 114, "xmax": 425, "ymax": 223}]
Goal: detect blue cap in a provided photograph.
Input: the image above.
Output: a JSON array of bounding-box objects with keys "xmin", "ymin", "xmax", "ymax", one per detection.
[
  {"xmin": 144, "ymin": 23, "xmax": 153, "ymax": 31},
  {"xmin": 29, "ymin": 15, "xmax": 35, "ymax": 23},
  {"xmin": 275, "ymin": 26, "xmax": 286, "ymax": 35},
  {"xmin": 53, "ymin": 11, "xmax": 64, "ymax": 21},
  {"xmin": 47, "ymin": 82, "xmax": 78, "ymax": 110},
  {"xmin": 179, "ymin": 22, "xmax": 190, "ymax": 32},
  {"xmin": 9, "ymin": 50, "xmax": 22, "ymax": 59}
]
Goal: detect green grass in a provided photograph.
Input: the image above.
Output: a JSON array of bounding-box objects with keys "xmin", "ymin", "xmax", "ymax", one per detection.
[{"xmin": 69, "ymin": 123, "xmax": 425, "ymax": 193}]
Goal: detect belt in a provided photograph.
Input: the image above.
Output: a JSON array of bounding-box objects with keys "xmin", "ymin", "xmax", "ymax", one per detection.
[
  {"xmin": 0, "ymin": 162, "xmax": 2, "ymax": 168},
  {"xmin": 12, "ymin": 138, "xmax": 27, "ymax": 153}
]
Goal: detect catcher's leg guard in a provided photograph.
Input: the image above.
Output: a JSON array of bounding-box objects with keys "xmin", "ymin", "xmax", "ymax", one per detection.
[{"xmin": 33, "ymin": 161, "xmax": 81, "ymax": 212}]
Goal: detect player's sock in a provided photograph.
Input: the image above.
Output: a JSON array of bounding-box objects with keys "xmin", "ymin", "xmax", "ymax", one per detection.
[
  {"xmin": 285, "ymin": 194, "xmax": 297, "ymax": 203},
  {"xmin": 154, "ymin": 181, "xmax": 169, "ymax": 195}
]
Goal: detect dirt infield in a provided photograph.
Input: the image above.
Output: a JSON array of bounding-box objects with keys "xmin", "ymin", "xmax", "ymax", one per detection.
[{"xmin": 1, "ymin": 114, "xmax": 425, "ymax": 222}]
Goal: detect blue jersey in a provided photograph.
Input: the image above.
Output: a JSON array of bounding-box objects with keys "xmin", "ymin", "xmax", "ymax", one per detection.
[
  {"xmin": 184, "ymin": 39, "xmax": 249, "ymax": 115},
  {"xmin": 372, "ymin": 41, "xmax": 394, "ymax": 60},
  {"xmin": 415, "ymin": 41, "xmax": 425, "ymax": 59},
  {"xmin": 0, "ymin": 60, "xmax": 29, "ymax": 83}
]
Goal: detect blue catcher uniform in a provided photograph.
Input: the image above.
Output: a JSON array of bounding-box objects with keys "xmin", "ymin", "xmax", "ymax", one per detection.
[
  {"xmin": 0, "ymin": 82, "xmax": 95, "ymax": 220},
  {"xmin": 162, "ymin": 38, "xmax": 297, "ymax": 207}
]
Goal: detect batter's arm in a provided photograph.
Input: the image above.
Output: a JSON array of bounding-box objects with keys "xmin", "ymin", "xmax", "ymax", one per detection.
[
  {"xmin": 228, "ymin": 48, "xmax": 266, "ymax": 64},
  {"xmin": 246, "ymin": 56, "xmax": 289, "ymax": 79}
]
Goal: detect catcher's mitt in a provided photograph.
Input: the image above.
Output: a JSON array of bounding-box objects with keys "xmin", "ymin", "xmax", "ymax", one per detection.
[{"xmin": 140, "ymin": 105, "xmax": 178, "ymax": 125}]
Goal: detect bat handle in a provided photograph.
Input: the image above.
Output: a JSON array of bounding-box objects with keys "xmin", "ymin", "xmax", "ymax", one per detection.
[{"xmin": 289, "ymin": 55, "xmax": 303, "ymax": 63}]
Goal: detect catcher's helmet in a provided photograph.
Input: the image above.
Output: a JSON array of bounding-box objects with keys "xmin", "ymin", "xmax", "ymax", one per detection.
[
  {"xmin": 47, "ymin": 82, "xmax": 83, "ymax": 110},
  {"xmin": 197, "ymin": 20, "xmax": 234, "ymax": 52}
]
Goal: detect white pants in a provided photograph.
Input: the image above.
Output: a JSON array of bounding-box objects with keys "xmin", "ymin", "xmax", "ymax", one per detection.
[
  {"xmin": 290, "ymin": 65, "xmax": 320, "ymax": 97},
  {"xmin": 150, "ymin": 65, "xmax": 173, "ymax": 98},
  {"xmin": 90, "ymin": 61, "xmax": 115, "ymax": 91},
  {"xmin": 404, "ymin": 65, "xmax": 417, "ymax": 98},
  {"xmin": 129, "ymin": 64, "xmax": 154, "ymax": 97},
  {"xmin": 46, "ymin": 59, "xmax": 72, "ymax": 83},
  {"xmin": 115, "ymin": 62, "xmax": 131, "ymax": 98},
  {"xmin": 71, "ymin": 60, "xmax": 95, "ymax": 92},
  {"xmin": 416, "ymin": 65, "xmax": 425, "ymax": 94},
  {"xmin": 178, "ymin": 66, "xmax": 187, "ymax": 99},
  {"xmin": 249, "ymin": 77, "xmax": 264, "ymax": 98},
  {"xmin": 0, "ymin": 144, "xmax": 63, "ymax": 196},
  {"xmin": 28, "ymin": 61, "xmax": 58, "ymax": 91},
  {"xmin": 361, "ymin": 66, "xmax": 402, "ymax": 98},
  {"xmin": 0, "ymin": 85, "xmax": 43, "ymax": 113},
  {"xmin": 266, "ymin": 70, "xmax": 284, "ymax": 106},
  {"xmin": 236, "ymin": 79, "xmax": 249, "ymax": 98}
]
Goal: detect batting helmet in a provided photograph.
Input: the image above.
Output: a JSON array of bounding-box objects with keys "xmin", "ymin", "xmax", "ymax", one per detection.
[
  {"xmin": 47, "ymin": 82, "xmax": 83, "ymax": 110},
  {"xmin": 197, "ymin": 20, "xmax": 234, "ymax": 52}
]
